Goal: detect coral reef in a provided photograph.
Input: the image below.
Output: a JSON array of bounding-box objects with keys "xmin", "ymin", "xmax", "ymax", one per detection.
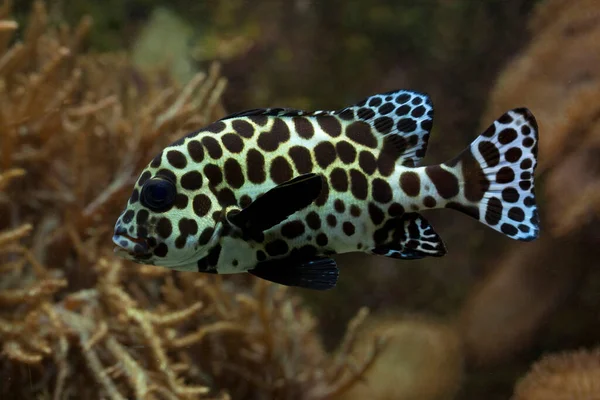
[
  {"xmin": 513, "ymin": 347, "xmax": 600, "ymax": 400},
  {"xmin": 0, "ymin": 2, "xmax": 382, "ymax": 399},
  {"xmin": 337, "ymin": 315, "xmax": 464, "ymax": 400}
]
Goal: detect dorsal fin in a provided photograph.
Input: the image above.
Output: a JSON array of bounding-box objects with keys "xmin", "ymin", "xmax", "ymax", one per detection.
[
  {"xmin": 334, "ymin": 90, "xmax": 434, "ymax": 167},
  {"xmin": 219, "ymin": 107, "xmax": 334, "ymax": 120}
]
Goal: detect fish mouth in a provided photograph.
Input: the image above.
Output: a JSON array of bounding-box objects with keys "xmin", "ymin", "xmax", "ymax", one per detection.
[{"xmin": 112, "ymin": 232, "xmax": 150, "ymax": 258}]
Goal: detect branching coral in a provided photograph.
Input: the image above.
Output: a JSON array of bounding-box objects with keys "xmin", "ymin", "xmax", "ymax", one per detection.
[
  {"xmin": 0, "ymin": 2, "xmax": 383, "ymax": 399},
  {"xmin": 512, "ymin": 347, "xmax": 600, "ymax": 400}
]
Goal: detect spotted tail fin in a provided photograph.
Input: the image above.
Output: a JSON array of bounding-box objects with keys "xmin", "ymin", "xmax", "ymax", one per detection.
[{"xmin": 444, "ymin": 108, "xmax": 540, "ymax": 241}]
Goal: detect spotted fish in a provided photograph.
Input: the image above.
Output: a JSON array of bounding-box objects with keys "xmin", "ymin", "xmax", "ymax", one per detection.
[{"xmin": 112, "ymin": 90, "xmax": 540, "ymax": 290}]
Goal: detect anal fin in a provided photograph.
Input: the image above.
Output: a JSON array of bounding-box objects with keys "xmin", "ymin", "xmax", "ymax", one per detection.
[
  {"xmin": 248, "ymin": 257, "xmax": 339, "ymax": 290},
  {"xmin": 369, "ymin": 213, "xmax": 447, "ymax": 260}
]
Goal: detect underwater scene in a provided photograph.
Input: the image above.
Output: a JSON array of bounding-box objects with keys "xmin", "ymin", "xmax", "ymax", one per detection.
[{"xmin": 1, "ymin": 0, "xmax": 599, "ymax": 398}]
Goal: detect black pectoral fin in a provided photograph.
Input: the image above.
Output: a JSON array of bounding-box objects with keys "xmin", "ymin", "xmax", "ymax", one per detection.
[
  {"xmin": 248, "ymin": 257, "xmax": 339, "ymax": 291},
  {"xmin": 228, "ymin": 173, "xmax": 324, "ymax": 233}
]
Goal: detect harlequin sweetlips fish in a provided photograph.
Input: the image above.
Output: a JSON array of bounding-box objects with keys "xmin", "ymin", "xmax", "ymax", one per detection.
[{"xmin": 112, "ymin": 90, "xmax": 540, "ymax": 290}]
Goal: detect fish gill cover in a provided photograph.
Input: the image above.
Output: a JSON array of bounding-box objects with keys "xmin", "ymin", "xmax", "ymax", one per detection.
[{"xmin": 0, "ymin": 2, "xmax": 384, "ymax": 399}]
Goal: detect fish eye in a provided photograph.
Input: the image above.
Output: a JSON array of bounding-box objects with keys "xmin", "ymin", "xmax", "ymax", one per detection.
[{"xmin": 140, "ymin": 177, "xmax": 176, "ymax": 212}]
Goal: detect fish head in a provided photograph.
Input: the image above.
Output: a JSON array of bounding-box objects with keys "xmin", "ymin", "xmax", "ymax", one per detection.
[{"xmin": 112, "ymin": 163, "xmax": 220, "ymax": 271}]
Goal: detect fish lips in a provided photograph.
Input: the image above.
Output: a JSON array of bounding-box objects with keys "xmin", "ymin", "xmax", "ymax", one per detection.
[{"xmin": 112, "ymin": 229, "xmax": 151, "ymax": 258}]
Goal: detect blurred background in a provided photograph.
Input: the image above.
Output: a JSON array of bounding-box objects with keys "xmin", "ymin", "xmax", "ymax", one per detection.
[{"xmin": 2, "ymin": 0, "xmax": 600, "ymax": 399}]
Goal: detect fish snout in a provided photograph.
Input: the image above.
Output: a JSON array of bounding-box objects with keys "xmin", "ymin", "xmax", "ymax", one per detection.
[{"xmin": 112, "ymin": 226, "xmax": 149, "ymax": 256}]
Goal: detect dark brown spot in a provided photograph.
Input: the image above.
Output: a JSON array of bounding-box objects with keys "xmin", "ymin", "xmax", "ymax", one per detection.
[
  {"xmin": 122, "ymin": 210, "xmax": 134, "ymax": 224},
  {"xmin": 306, "ymin": 212, "xmax": 321, "ymax": 230},
  {"xmin": 330, "ymin": 168, "xmax": 348, "ymax": 192},
  {"xmin": 265, "ymin": 239, "xmax": 289, "ymax": 256},
  {"xmin": 199, "ymin": 227, "xmax": 214, "ymax": 245},
  {"xmin": 326, "ymin": 214, "xmax": 337, "ymax": 227},
  {"xmin": 156, "ymin": 218, "xmax": 172, "ymax": 238},
  {"xmin": 523, "ymin": 137, "xmax": 534, "ymax": 148},
  {"xmin": 154, "ymin": 243, "xmax": 168, "ymax": 257},
  {"xmin": 136, "ymin": 209, "xmax": 149, "ymax": 224},
  {"xmin": 336, "ymin": 141, "xmax": 357, "ymax": 164},
  {"xmin": 496, "ymin": 167, "xmax": 515, "ymax": 184},
  {"xmin": 423, "ymin": 196, "xmax": 436, "ymax": 208},
  {"xmin": 130, "ymin": 189, "xmax": 139, "ymax": 204},
  {"xmin": 240, "ymin": 195, "xmax": 252, "ymax": 209},
  {"xmin": 316, "ymin": 233, "xmax": 328, "ymax": 246},
  {"xmin": 482, "ymin": 123, "xmax": 496, "ymax": 138},
  {"xmin": 187, "ymin": 140, "xmax": 204, "ymax": 162},
  {"xmin": 374, "ymin": 117, "xmax": 394, "ymax": 133},
  {"xmin": 318, "ymin": 116, "xmax": 342, "ymax": 137},
  {"xmin": 485, "ymin": 197, "xmax": 503, "ymax": 225},
  {"xmin": 222, "ymin": 133, "xmax": 244, "ymax": 153},
  {"xmin": 388, "ymin": 202, "xmax": 405, "ymax": 217},
  {"xmin": 179, "ymin": 218, "xmax": 198, "ymax": 237},
  {"xmin": 425, "ymin": 166, "xmax": 459, "ymax": 199},
  {"xmin": 369, "ymin": 97, "xmax": 382, "ymax": 107},
  {"xmin": 224, "ymin": 158, "xmax": 245, "ymax": 188},
  {"xmin": 502, "ymin": 188, "xmax": 519, "ymax": 203},
  {"xmin": 460, "ymin": 149, "xmax": 490, "ymax": 202},
  {"xmin": 350, "ymin": 205, "xmax": 361, "ymax": 217},
  {"xmin": 505, "ymin": 147, "xmax": 523, "ymax": 163},
  {"xmin": 150, "ymin": 154, "xmax": 162, "ymax": 168},
  {"xmin": 175, "ymin": 194, "xmax": 188, "ymax": 209},
  {"xmin": 520, "ymin": 159, "xmax": 533, "ymax": 169},
  {"xmin": 343, "ymin": 222, "xmax": 356, "ymax": 236},
  {"xmin": 289, "ymin": 146, "xmax": 313, "ymax": 174},
  {"xmin": 379, "ymin": 103, "xmax": 394, "ymax": 115},
  {"xmin": 377, "ymin": 136, "xmax": 406, "ymax": 176},
  {"xmin": 521, "ymin": 125, "xmax": 532, "ymax": 136},
  {"xmin": 315, "ymin": 178, "xmax": 329, "ymax": 206},
  {"xmin": 181, "ymin": 171, "xmax": 203, "ymax": 191},
  {"xmin": 359, "ymin": 151, "xmax": 377, "ymax": 175},
  {"xmin": 498, "ymin": 113, "xmax": 513, "ymax": 124},
  {"xmin": 294, "ymin": 117, "xmax": 314, "ymax": 139},
  {"xmin": 166, "ymin": 150, "xmax": 187, "ymax": 169},
  {"xmin": 411, "ymin": 106, "xmax": 426, "ymax": 118},
  {"xmin": 205, "ymin": 121, "xmax": 226, "ymax": 133},
  {"xmin": 281, "ymin": 220, "xmax": 306, "ymax": 239},
  {"xmin": 372, "ymin": 178, "xmax": 393, "ymax": 203},
  {"xmin": 202, "ymin": 136, "xmax": 223, "ymax": 159},
  {"xmin": 138, "ymin": 171, "xmax": 151, "ymax": 186},
  {"xmin": 232, "ymin": 120, "xmax": 254, "ymax": 138},
  {"xmin": 478, "ymin": 141, "xmax": 500, "ymax": 167},
  {"xmin": 350, "ymin": 169, "xmax": 368, "ymax": 200},
  {"xmin": 217, "ymin": 188, "xmax": 237, "ymax": 207},
  {"xmin": 334, "ymin": 199, "xmax": 345, "ymax": 213},
  {"xmin": 508, "ymin": 207, "xmax": 525, "ymax": 222},
  {"xmin": 396, "ymin": 118, "xmax": 417, "ymax": 133},
  {"xmin": 204, "ymin": 164, "xmax": 223, "ymax": 186},
  {"xmin": 247, "ymin": 149, "xmax": 266, "ymax": 184},
  {"xmin": 357, "ymin": 107, "xmax": 375, "ymax": 120},
  {"xmin": 499, "ymin": 128, "xmax": 518, "ymax": 144},
  {"xmin": 346, "ymin": 121, "xmax": 377, "ymax": 148},
  {"xmin": 270, "ymin": 156, "xmax": 293, "ymax": 184},
  {"xmin": 400, "ymin": 172, "xmax": 421, "ymax": 197},
  {"xmin": 249, "ymin": 115, "xmax": 268, "ymax": 126},
  {"xmin": 501, "ymin": 223, "xmax": 518, "ymax": 236},
  {"xmin": 314, "ymin": 141, "xmax": 337, "ymax": 169},
  {"xmin": 193, "ymin": 194, "xmax": 211, "ymax": 217},
  {"xmin": 368, "ymin": 203, "xmax": 385, "ymax": 225},
  {"xmin": 257, "ymin": 119, "xmax": 290, "ymax": 152}
]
